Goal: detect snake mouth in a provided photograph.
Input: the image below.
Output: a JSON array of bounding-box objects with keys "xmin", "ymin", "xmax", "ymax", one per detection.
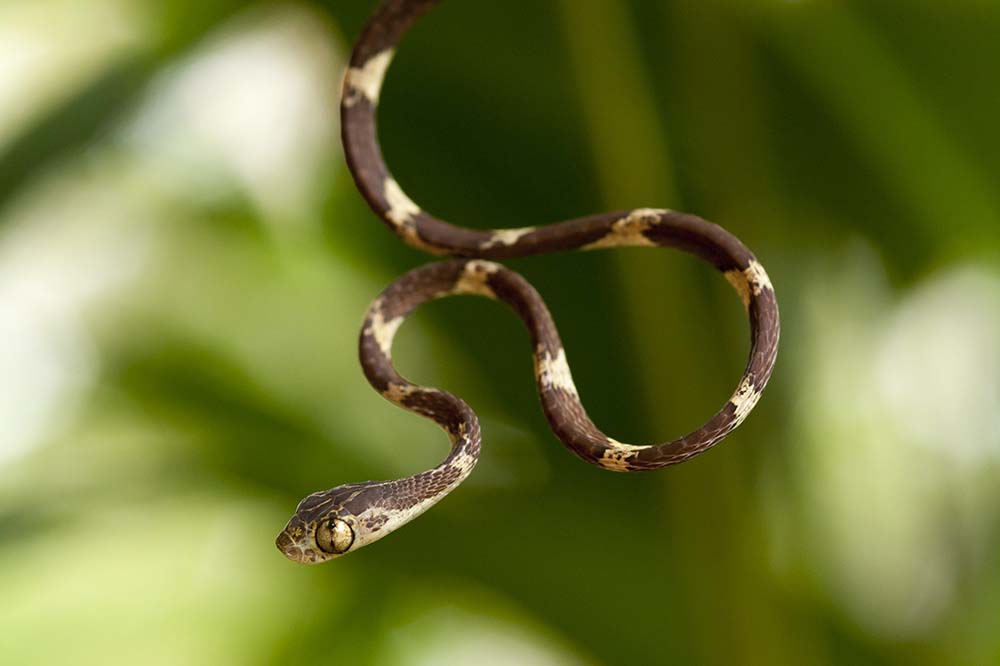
[
  {"xmin": 276, "ymin": 522, "xmax": 332, "ymax": 564},
  {"xmin": 275, "ymin": 528, "xmax": 315, "ymax": 563},
  {"xmin": 275, "ymin": 530, "xmax": 297, "ymax": 559}
]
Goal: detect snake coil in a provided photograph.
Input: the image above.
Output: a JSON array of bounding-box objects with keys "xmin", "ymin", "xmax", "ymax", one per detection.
[{"xmin": 277, "ymin": 0, "xmax": 779, "ymax": 564}]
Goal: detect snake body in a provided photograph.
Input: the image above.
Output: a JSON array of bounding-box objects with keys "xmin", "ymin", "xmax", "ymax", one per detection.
[{"xmin": 276, "ymin": 0, "xmax": 780, "ymax": 564}]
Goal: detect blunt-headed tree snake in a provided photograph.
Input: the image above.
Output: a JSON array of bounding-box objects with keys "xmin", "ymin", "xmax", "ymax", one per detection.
[{"xmin": 277, "ymin": 0, "xmax": 779, "ymax": 564}]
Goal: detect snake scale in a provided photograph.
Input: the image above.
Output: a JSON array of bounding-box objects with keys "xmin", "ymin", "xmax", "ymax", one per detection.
[{"xmin": 277, "ymin": 0, "xmax": 780, "ymax": 564}]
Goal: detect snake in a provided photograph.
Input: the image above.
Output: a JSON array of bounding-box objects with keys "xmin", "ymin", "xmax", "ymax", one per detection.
[{"xmin": 276, "ymin": 0, "xmax": 779, "ymax": 564}]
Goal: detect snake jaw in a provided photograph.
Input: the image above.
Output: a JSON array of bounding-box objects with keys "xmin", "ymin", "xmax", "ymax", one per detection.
[
  {"xmin": 277, "ymin": 482, "xmax": 398, "ymax": 563},
  {"xmin": 276, "ymin": 512, "xmax": 358, "ymax": 564},
  {"xmin": 274, "ymin": 524, "xmax": 307, "ymax": 562},
  {"xmin": 278, "ymin": 477, "xmax": 458, "ymax": 564},
  {"xmin": 276, "ymin": 487, "xmax": 360, "ymax": 563},
  {"xmin": 275, "ymin": 515, "xmax": 324, "ymax": 564}
]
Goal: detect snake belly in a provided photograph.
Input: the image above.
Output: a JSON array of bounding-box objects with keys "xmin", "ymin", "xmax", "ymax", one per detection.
[{"xmin": 276, "ymin": 0, "xmax": 779, "ymax": 564}]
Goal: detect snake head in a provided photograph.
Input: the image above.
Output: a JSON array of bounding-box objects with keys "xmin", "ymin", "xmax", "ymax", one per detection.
[
  {"xmin": 276, "ymin": 482, "xmax": 392, "ymax": 564},
  {"xmin": 277, "ymin": 475, "xmax": 447, "ymax": 564},
  {"xmin": 276, "ymin": 513, "xmax": 357, "ymax": 564}
]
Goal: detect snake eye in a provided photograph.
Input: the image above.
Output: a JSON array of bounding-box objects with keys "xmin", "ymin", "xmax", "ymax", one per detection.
[{"xmin": 316, "ymin": 518, "xmax": 354, "ymax": 554}]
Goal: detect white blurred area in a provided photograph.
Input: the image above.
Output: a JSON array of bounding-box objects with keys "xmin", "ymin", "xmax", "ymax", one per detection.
[
  {"xmin": 124, "ymin": 5, "xmax": 342, "ymax": 227},
  {"xmin": 377, "ymin": 583, "xmax": 596, "ymax": 666},
  {"xmin": 0, "ymin": 2, "xmax": 342, "ymax": 465},
  {"xmin": 877, "ymin": 269, "xmax": 1000, "ymax": 464},
  {"xmin": 0, "ymin": 166, "xmax": 153, "ymax": 464},
  {"xmin": 790, "ymin": 245, "xmax": 1000, "ymax": 638},
  {"xmin": 0, "ymin": 0, "xmax": 149, "ymax": 147}
]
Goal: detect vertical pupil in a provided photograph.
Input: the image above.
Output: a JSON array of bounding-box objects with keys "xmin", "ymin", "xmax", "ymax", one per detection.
[{"xmin": 332, "ymin": 520, "xmax": 353, "ymax": 552}]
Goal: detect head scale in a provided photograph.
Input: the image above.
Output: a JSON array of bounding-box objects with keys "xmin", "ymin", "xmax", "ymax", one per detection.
[{"xmin": 275, "ymin": 483, "xmax": 383, "ymax": 564}]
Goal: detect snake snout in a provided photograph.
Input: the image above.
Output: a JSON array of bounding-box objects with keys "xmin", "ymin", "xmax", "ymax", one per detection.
[
  {"xmin": 275, "ymin": 522, "xmax": 317, "ymax": 563},
  {"xmin": 275, "ymin": 530, "xmax": 295, "ymax": 558}
]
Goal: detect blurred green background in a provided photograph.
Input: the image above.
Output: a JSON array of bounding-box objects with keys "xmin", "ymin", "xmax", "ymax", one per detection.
[{"xmin": 1, "ymin": 0, "xmax": 999, "ymax": 664}]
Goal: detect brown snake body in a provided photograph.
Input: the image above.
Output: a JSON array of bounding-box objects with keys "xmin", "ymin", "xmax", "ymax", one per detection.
[{"xmin": 277, "ymin": 0, "xmax": 779, "ymax": 564}]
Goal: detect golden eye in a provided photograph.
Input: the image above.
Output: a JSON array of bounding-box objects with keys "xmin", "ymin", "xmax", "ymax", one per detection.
[{"xmin": 316, "ymin": 519, "xmax": 354, "ymax": 554}]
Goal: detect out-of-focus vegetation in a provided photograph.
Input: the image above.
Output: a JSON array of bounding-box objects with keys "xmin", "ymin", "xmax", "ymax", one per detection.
[{"xmin": 1, "ymin": 0, "xmax": 999, "ymax": 664}]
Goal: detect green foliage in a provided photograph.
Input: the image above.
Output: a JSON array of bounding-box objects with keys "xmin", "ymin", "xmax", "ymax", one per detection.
[{"xmin": 1, "ymin": 1, "xmax": 998, "ymax": 664}]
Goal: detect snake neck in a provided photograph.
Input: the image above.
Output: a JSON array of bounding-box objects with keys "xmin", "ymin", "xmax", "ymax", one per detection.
[
  {"xmin": 275, "ymin": 394, "xmax": 480, "ymax": 564},
  {"xmin": 371, "ymin": 415, "xmax": 480, "ymax": 538}
]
